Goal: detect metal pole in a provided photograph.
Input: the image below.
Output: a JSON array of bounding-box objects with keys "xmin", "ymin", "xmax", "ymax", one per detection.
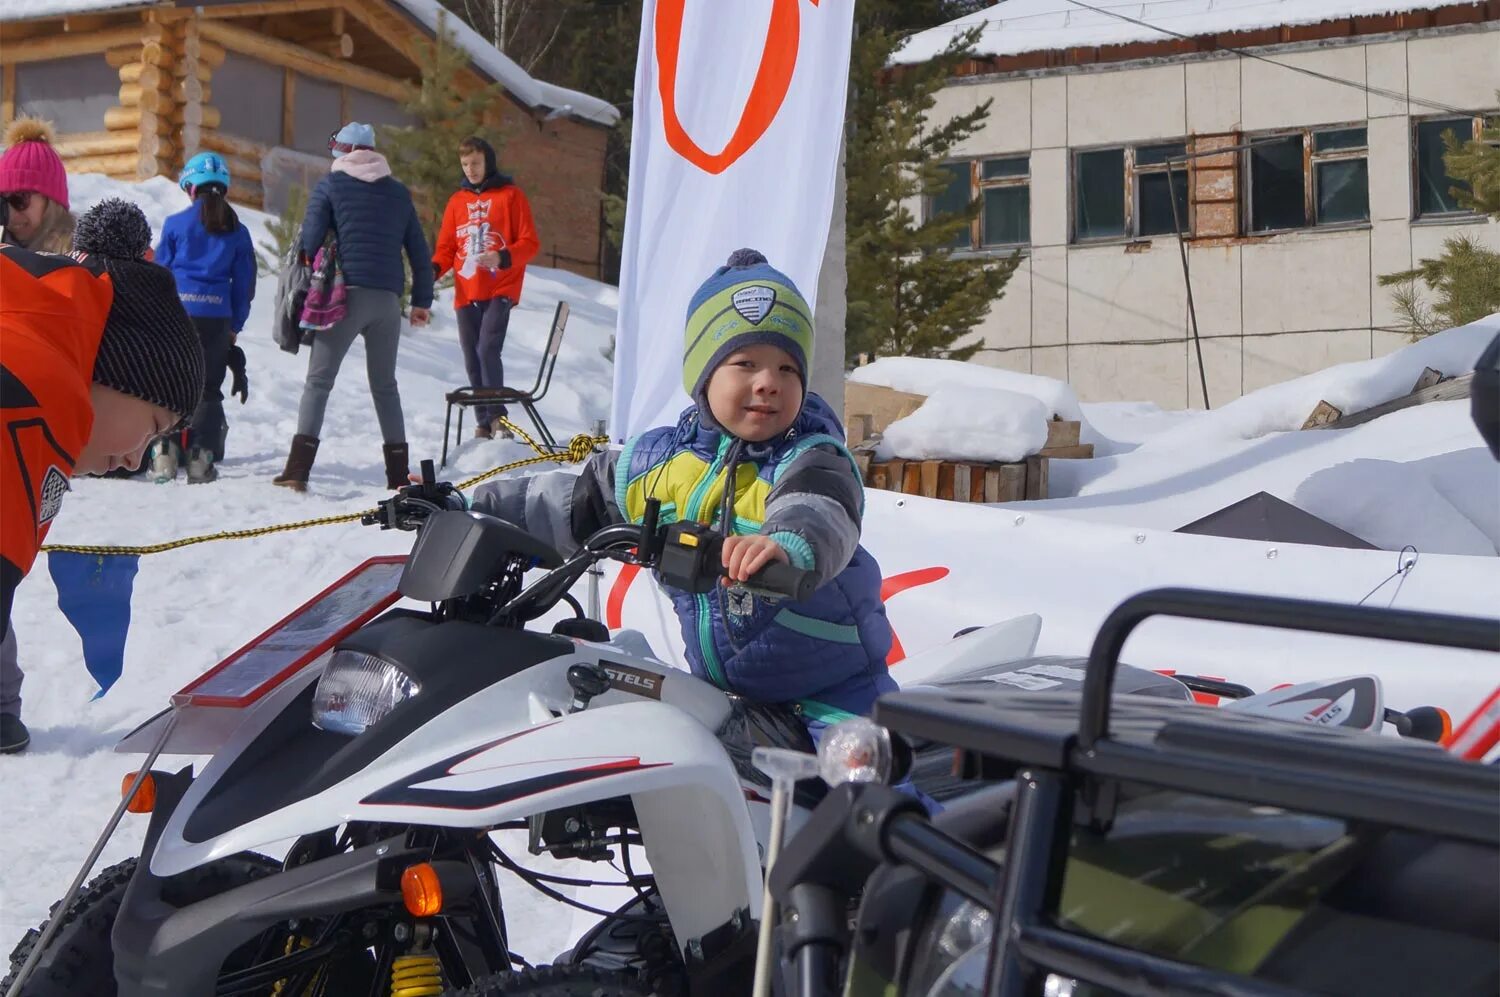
[
  {"xmin": 5, "ymin": 709, "xmax": 180, "ymax": 997},
  {"xmin": 752, "ymin": 780, "xmax": 792, "ymax": 997},
  {"xmin": 1166, "ymin": 163, "xmax": 1210, "ymax": 411}
]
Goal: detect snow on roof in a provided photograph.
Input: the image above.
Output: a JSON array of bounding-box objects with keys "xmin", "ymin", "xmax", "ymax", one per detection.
[
  {"xmin": 1, "ymin": 0, "xmax": 619, "ymax": 127},
  {"xmin": 893, "ymin": 0, "xmax": 1470, "ymax": 65}
]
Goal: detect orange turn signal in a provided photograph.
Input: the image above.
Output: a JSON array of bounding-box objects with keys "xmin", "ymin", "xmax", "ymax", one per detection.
[
  {"xmin": 400, "ymin": 863, "xmax": 443, "ymax": 917},
  {"xmin": 121, "ymin": 772, "xmax": 157, "ymax": 814},
  {"xmin": 1437, "ymin": 707, "xmax": 1454, "ymax": 745}
]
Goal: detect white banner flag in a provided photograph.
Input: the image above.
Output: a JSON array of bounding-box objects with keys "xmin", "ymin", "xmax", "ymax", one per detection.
[{"xmin": 611, "ymin": 0, "xmax": 855, "ymax": 441}]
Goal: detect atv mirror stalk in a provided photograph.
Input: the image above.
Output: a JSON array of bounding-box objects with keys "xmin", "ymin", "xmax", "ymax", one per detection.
[{"xmin": 750, "ymin": 748, "xmax": 821, "ymax": 997}]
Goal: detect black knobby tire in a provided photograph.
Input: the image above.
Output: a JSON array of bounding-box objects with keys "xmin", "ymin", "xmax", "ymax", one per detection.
[
  {"xmin": 452, "ymin": 965, "xmax": 656, "ymax": 997},
  {"xmin": 2, "ymin": 852, "xmax": 281, "ymax": 997}
]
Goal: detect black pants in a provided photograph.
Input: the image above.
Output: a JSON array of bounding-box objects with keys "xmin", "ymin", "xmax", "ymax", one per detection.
[
  {"xmin": 456, "ymin": 296, "xmax": 512, "ymax": 424},
  {"xmin": 187, "ymin": 315, "xmax": 234, "ymax": 459}
]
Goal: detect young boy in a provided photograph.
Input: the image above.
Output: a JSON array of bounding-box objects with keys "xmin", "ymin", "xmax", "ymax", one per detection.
[
  {"xmin": 471, "ymin": 249, "xmax": 894, "ymax": 725},
  {"xmin": 432, "ymin": 137, "xmax": 539, "ymax": 441},
  {"xmin": 2, "ymin": 198, "xmax": 205, "ymax": 752}
]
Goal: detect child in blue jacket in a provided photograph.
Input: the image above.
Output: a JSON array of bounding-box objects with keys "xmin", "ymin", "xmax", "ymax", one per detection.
[
  {"xmin": 155, "ymin": 152, "xmax": 256, "ymax": 483},
  {"xmin": 472, "ymin": 249, "xmax": 895, "ymax": 729}
]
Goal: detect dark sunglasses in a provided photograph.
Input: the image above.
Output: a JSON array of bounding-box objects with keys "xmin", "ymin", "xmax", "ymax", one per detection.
[{"xmin": 3, "ymin": 192, "xmax": 34, "ymax": 212}]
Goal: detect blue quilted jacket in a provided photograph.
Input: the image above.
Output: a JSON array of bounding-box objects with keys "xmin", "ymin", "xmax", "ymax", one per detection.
[{"xmin": 300, "ymin": 156, "xmax": 434, "ymax": 309}]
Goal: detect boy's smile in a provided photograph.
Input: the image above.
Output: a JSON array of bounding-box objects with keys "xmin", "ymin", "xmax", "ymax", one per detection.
[{"xmin": 705, "ymin": 343, "xmax": 803, "ymax": 441}]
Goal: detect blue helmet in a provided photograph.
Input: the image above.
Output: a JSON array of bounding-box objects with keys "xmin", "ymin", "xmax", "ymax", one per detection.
[{"xmin": 179, "ymin": 152, "xmax": 230, "ymax": 192}]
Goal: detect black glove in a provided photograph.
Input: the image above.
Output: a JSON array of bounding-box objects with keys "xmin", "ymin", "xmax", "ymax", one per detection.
[
  {"xmin": 497, "ymin": 248, "xmax": 513, "ymax": 270},
  {"xmin": 432, "ymin": 261, "xmax": 443, "ymax": 281},
  {"xmin": 227, "ymin": 345, "xmax": 249, "ymax": 404}
]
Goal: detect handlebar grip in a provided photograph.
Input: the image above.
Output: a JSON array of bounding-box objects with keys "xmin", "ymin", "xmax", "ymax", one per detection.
[{"xmin": 745, "ymin": 560, "xmax": 818, "ymax": 602}]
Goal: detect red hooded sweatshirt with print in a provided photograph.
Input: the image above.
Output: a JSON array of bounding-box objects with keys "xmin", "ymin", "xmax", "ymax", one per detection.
[{"xmin": 432, "ymin": 174, "xmax": 539, "ymax": 309}]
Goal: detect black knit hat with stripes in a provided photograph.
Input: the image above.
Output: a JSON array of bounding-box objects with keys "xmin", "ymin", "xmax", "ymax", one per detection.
[{"xmin": 72, "ymin": 198, "xmax": 204, "ymax": 421}]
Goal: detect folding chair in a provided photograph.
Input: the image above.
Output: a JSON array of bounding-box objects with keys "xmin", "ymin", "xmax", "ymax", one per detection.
[{"xmin": 441, "ymin": 300, "xmax": 570, "ymax": 468}]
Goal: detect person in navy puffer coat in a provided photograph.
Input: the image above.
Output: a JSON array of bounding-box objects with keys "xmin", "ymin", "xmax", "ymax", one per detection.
[
  {"xmin": 155, "ymin": 151, "xmax": 257, "ymax": 484},
  {"xmin": 274, "ymin": 122, "xmax": 435, "ymax": 493}
]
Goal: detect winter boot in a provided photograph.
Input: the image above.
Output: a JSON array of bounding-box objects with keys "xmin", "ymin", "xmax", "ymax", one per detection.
[
  {"xmin": 186, "ymin": 447, "xmax": 218, "ymax": 484},
  {"xmin": 272, "ymin": 435, "xmax": 319, "ymax": 493},
  {"xmin": 148, "ymin": 438, "xmax": 180, "ymax": 484},
  {"xmin": 0, "ymin": 713, "xmax": 30, "ymax": 754},
  {"xmin": 473, "ymin": 421, "xmax": 493, "ymax": 440},
  {"xmin": 382, "ymin": 442, "xmax": 410, "ymax": 490},
  {"xmin": 490, "ymin": 417, "xmax": 515, "ymax": 441}
]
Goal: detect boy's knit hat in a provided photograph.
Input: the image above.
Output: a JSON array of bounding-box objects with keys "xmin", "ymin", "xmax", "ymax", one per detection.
[
  {"xmin": 682, "ymin": 248, "xmax": 814, "ymax": 411},
  {"xmin": 0, "ymin": 118, "xmax": 70, "ymax": 210},
  {"xmin": 72, "ymin": 198, "xmax": 204, "ymax": 421}
]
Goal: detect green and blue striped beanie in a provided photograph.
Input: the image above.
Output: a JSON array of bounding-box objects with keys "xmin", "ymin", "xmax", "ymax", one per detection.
[{"xmin": 682, "ymin": 249, "xmax": 814, "ymax": 408}]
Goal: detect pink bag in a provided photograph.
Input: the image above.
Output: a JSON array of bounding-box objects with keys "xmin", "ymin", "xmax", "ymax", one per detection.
[{"xmin": 299, "ymin": 244, "xmax": 347, "ymax": 332}]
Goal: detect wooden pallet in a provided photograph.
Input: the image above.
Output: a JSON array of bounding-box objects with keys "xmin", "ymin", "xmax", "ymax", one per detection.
[
  {"xmin": 1301, "ymin": 367, "xmax": 1474, "ymax": 431},
  {"xmin": 866, "ymin": 454, "xmax": 1050, "ymax": 502}
]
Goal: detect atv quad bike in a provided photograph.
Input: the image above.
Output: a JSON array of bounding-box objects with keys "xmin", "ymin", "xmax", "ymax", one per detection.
[{"xmin": 762, "ymin": 588, "xmax": 1499, "ymax": 997}]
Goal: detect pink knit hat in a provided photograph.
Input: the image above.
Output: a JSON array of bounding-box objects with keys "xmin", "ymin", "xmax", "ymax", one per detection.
[{"xmin": 0, "ymin": 118, "xmax": 70, "ymax": 210}]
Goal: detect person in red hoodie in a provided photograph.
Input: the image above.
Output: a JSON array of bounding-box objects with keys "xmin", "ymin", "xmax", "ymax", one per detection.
[{"xmin": 431, "ymin": 136, "xmax": 539, "ymax": 440}]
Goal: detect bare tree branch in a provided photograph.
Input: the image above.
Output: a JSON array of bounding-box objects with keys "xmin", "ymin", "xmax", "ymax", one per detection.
[{"xmin": 525, "ymin": 7, "xmax": 571, "ymax": 73}]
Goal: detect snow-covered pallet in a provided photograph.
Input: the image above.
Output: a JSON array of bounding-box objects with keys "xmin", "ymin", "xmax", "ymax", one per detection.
[{"xmin": 866, "ymin": 454, "xmax": 1049, "ymax": 503}]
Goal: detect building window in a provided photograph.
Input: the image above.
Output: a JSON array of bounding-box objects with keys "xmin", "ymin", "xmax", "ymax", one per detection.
[
  {"xmin": 1414, "ymin": 115, "xmax": 1493, "ymax": 217},
  {"xmin": 1073, "ymin": 142, "xmax": 1188, "ymax": 242},
  {"xmin": 14, "ymin": 55, "xmax": 120, "ymax": 135},
  {"xmin": 929, "ymin": 155, "xmax": 1031, "ymax": 250},
  {"xmin": 1245, "ymin": 125, "xmax": 1368, "ymax": 233}
]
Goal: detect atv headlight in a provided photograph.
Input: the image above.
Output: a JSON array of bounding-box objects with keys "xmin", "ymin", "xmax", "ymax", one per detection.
[
  {"xmin": 817, "ymin": 717, "xmax": 892, "ymax": 786},
  {"xmin": 903, "ymin": 892, "xmax": 992, "ymax": 997},
  {"xmin": 312, "ymin": 650, "xmax": 420, "ymax": 735}
]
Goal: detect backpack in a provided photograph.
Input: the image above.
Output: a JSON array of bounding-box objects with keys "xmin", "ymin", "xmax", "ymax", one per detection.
[
  {"xmin": 299, "ymin": 244, "xmax": 348, "ymax": 333},
  {"xmin": 273, "ymin": 244, "xmax": 312, "ymax": 354}
]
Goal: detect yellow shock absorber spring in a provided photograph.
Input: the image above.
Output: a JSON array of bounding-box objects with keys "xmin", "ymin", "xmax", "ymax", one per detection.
[{"xmin": 390, "ymin": 953, "xmax": 445, "ymax": 997}]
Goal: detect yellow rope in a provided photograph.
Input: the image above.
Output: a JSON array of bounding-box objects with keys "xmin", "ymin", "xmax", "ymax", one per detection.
[{"xmin": 39, "ymin": 419, "xmax": 606, "ymax": 557}]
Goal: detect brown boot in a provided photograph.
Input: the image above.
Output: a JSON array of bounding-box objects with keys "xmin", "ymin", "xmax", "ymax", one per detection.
[
  {"xmin": 272, "ymin": 434, "xmax": 319, "ymax": 492},
  {"xmin": 382, "ymin": 442, "xmax": 410, "ymax": 490}
]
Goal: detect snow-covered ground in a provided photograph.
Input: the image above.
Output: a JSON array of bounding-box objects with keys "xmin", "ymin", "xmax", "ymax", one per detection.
[{"xmin": 2, "ymin": 175, "xmax": 1496, "ymax": 965}]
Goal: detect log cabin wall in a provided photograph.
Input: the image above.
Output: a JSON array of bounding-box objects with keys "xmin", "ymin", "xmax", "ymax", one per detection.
[{"xmin": 0, "ymin": 0, "xmax": 613, "ymax": 279}]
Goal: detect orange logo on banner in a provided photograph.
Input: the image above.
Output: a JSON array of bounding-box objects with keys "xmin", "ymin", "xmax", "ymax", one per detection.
[{"xmin": 654, "ymin": 0, "xmax": 819, "ymax": 175}]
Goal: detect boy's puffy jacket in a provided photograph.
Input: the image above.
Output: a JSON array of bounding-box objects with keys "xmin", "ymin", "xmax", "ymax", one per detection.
[
  {"xmin": 300, "ymin": 152, "xmax": 433, "ymax": 309},
  {"xmin": 432, "ymin": 177, "xmax": 539, "ymax": 309},
  {"xmin": 0, "ymin": 245, "xmax": 112, "ymax": 636},
  {"xmin": 470, "ymin": 394, "xmax": 896, "ymax": 720},
  {"xmin": 155, "ymin": 205, "xmax": 257, "ymax": 331}
]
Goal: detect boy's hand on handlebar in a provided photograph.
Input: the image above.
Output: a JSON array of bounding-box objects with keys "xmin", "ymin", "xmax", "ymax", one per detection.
[{"xmin": 721, "ymin": 535, "xmax": 789, "ymax": 585}]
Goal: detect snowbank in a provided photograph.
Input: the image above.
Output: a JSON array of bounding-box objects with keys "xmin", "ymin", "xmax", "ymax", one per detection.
[
  {"xmin": 876, "ymin": 386, "xmax": 1048, "ymax": 462},
  {"xmin": 893, "ymin": 0, "xmax": 1459, "ymax": 65},
  {"xmin": 1133, "ymin": 315, "xmax": 1500, "ymax": 453}
]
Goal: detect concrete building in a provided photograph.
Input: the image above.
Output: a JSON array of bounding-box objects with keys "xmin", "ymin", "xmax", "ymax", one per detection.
[{"xmin": 899, "ymin": 0, "xmax": 1500, "ymax": 408}]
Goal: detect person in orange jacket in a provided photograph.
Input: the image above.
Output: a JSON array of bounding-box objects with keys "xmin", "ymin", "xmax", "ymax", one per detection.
[
  {"xmin": 431, "ymin": 136, "xmax": 539, "ymax": 440},
  {"xmin": 0, "ymin": 198, "xmax": 204, "ymax": 753}
]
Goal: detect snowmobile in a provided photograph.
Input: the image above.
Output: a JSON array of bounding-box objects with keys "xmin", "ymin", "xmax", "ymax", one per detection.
[
  {"xmin": 1, "ymin": 463, "xmax": 1471, "ymax": 997},
  {"xmin": 759, "ymin": 588, "xmax": 1499, "ymax": 997}
]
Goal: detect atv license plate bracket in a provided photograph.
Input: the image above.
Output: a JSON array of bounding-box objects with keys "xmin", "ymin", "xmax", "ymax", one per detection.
[{"xmin": 172, "ymin": 556, "xmax": 407, "ymax": 708}]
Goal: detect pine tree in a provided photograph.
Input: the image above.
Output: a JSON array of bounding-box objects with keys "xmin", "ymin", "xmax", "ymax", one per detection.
[
  {"xmin": 846, "ymin": 5, "xmax": 1019, "ymax": 362},
  {"xmin": 1380, "ymin": 99, "xmax": 1500, "ymax": 339},
  {"xmin": 380, "ymin": 11, "xmax": 505, "ymax": 245},
  {"xmin": 256, "ymin": 182, "xmax": 308, "ymax": 276}
]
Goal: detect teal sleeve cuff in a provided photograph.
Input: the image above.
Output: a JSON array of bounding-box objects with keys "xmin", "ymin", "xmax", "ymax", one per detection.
[{"xmin": 768, "ymin": 530, "xmax": 815, "ymax": 571}]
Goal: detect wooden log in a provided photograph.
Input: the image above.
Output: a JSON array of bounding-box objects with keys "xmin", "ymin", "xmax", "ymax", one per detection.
[
  {"xmin": 188, "ymin": 38, "xmax": 227, "ymax": 69},
  {"xmin": 886, "ymin": 460, "xmax": 906, "ymax": 495},
  {"xmin": 54, "ymin": 131, "xmax": 140, "ymax": 157},
  {"xmin": 199, "ymin": 130, "xmax": 269, "ymax": 162},
  {"xmin": 983, "ymin": 468, "xmax": 1002, "ymax": 503},
  {"xmin": 853, "ymin": 450, "xmax": 873, "ymax": 485},
  {"xmin": 847, "ymin": 414, "xmax": 875, "ymax": 448},
  {"xmin": 198, "ymin": 19, "xmax": 408, "ymax": 101},
  {"xmin": 200, "ymin": 0, "xmax": 339, "ymax": 18},
  {"xmin": 867, "ymin": 462, "xmax": 892, "ymax": 492},
  {"xmin": 1024, "ymin": 455, "xmax": 1049, "ymax": 501},
  {"xmin": 953, "ymin": 464, "xmax": 971, "ymax": 503},
  {"xmin": 1043, "ymin": 418, "xmax": 1081, "ymax": 450},
  {"xmin": 1, "ymin": 64, "xmax": 14, "ymax": 127},
  {"xmin": 996, "ymin": 463, "xmax": 1026, "ymax": 503},
  {"xmin": 901, "ymin": 463, "xmax": 921, "ymax": 497},
  {"xmin": 118, "ymin": 62, "xmax": 169, "ymax": 88},
  {"xmin": 138, "ymin": 127, "xmax": 175, "ymax": 162},
  {"xmin": 4, "ymin": 26, "xmax": 144, "ymax": 64},
  {"xmin": 919, "ymin": 461, "xmax": 941, "ymax": 499},
  {"xmin": 106, "ymin": 45, "xmax": 145, "ymax": 69},
  {"xmin": 65, "ymin": 152, "xmax": 142, "ymax": 176},
  {"xmin": 173, "ymin": 77, "xmax": 209, "ymax": 106},
  {"xmin": 936, "ymin": 463, "xmax": 957, "ymax": 502},
  {"xmin": 1300, "ymin": 400, "xmax": 1344, "ymax": 430},
  {"xmin": 1318, "ymin": 371, "xmax": 1475, "ymax": 432},
  {"xmin": 105, "ymin": 105, "xmax": 170, "ymax": 133},
  {"xmin": 844, "ymin": 382, "xmax": 926, "ymax": 436},
  {"xmin": 1411, "ymin": 367, "xmax": 1444, "ymax": 393},
  {"xmin": 1038, "ymin": 443, "xmax": 1095, "ymax": 460},
  {"xmin": 172, "ymin": 104, "xmax": 222, "ymax": 131}
]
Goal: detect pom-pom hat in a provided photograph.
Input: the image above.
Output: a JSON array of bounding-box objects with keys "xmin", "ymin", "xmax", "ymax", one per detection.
[
  {"xmin": 0, "ymin": 117, "xmax": 69, "ymax": 210},
  {"xmin": 73, "ymin": 198, "xmax": 204, "ymax": 421},
  {"xmin": 682, "ymin": 248, "xmax": 814, "ymax": 428}
]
